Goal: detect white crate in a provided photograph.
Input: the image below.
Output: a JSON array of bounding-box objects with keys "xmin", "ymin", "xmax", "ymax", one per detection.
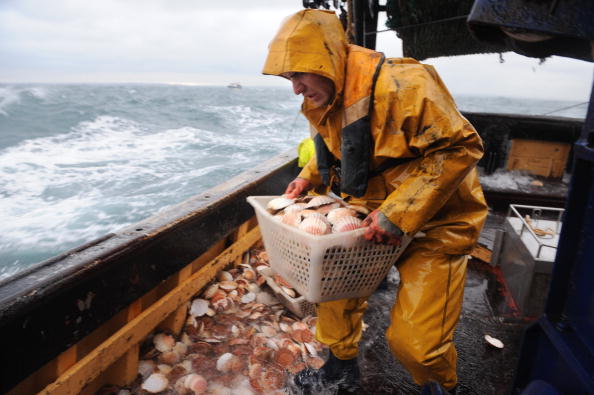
[
  {"xmin": 259, "ymin": 267, "xmax": 316, "ymax": 318},
  {"xmin": 247, "ymin": 196, "xmax": 411, "ymax": 303}
]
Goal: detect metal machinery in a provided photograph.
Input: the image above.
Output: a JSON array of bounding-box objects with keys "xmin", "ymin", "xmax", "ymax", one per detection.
[
  {"xmin": 302, "ymin": 0, "xmax": 382, "ymax": 49},
  {"xmin": 491, "ymin": 204, "xmax": 564, "ymax": 318},
  {"xmin": 468, "ymin": 1, "xmax": 594, "ymax": 393}
]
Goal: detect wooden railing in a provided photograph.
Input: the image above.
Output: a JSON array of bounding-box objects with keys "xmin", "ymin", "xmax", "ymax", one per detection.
[{"xmin": 10, "ymin": 218, "xmax": 260, "ymax": 395}]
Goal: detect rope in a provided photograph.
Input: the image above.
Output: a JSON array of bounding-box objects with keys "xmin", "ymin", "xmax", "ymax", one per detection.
[
  {"xmin": 392, "ymin": 14, "xmax": 469, "ymax": 33},
  {"xmin": 525, "ymin": 215, "xmax": 554, "ymax": 238},
  {"xmin": 363, "ymin": 14, "xmax": 468, "ymax": 36},
  {"xmin": 541, "ymin": 101, "xmax": 588, "ymax": 115},
  {"xmin": 364, "ymin": 28, "xmax": 392, "ymax": 35}
]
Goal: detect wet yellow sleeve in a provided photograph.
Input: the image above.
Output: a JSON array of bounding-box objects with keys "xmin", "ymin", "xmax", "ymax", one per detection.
[
  {"xmin": 378, "ymin": 72, "xmax": 484, "ymax": 236},
  {"xmin": 297, "ymin": 155, "xmax": 323, "ymax": 186}
]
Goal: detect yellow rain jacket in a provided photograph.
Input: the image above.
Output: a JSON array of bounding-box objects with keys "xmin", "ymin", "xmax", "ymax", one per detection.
[{"xmin": 263, "ymin": 9, "xmax": 488, "ymax": 390}]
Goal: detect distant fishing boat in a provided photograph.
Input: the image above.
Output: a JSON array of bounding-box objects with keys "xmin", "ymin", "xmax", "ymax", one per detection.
[{"xmin": 227, "ymin": 82, "xmax": 242, "ymax": 88}]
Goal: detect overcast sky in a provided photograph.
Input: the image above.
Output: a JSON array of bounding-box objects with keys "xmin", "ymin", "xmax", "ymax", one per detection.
[{"xmin": 0, "ymin": 0, "xmax": 592, "ymax": 100}]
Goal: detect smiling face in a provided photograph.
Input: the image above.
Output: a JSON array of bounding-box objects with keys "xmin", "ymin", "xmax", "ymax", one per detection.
[{"xmin": 282, "ymin": 72, "xmax": 335, "ymax": 108}]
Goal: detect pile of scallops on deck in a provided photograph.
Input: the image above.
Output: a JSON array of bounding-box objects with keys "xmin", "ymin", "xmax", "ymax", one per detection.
[{"xmin": 111, "ymin": 248, "xmax": 326, "ymax": 395}]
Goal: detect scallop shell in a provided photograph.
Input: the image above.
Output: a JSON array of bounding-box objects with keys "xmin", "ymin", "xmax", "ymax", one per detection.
[
  {"xmin": 247, "ymin": 283, "xmax": 260, "ymax": 293},
  {"xmin": 306, "ymin": 356, "xmax": 325, "ymax": 370},
  {"xmin": 332, "ymin": 216, "xmax": 363, "ymax": 233},
  {"xmin": 347, "ymin": 204, "xmax": 370, "ymax": 216},
  {"xmin": 283, "ymin": 202, "xmax": 307, "ymax": 214},
  {"xmin": 219, "ymin": 280, "xmax": 238, "ymax": 291},
  {"xmin": 273, "ymin": 274, "xmax": 292, "ymax": 288},
  {"xmin": 274, "ymin": 347, "xmax": 297, "ymax": 367},
  {"xmin": 181, "ymin": 374, "xmax": 208, "ymax": 394},
  {"xmin": 216, "ymin": 352, "xmax": 243, "ymax": 372},
  {"xmin": 153, "ymin": 333, "xmax": 175, "ymax": 352},
  {"xmin": 138, "ymin": 359, "xmax": 156, "ymax": 379},
  {"xmin": 298, "ymin": 216, "xmax": 331, "ymax": 235},
  {"xmin": 279, "ymin": 322, "xmax": 292, "ymax": 333},
  {"xmin": 305, "ymin": 195, "xmax": 337, "ymax": 208},
  {"xmin": 261, "ymin": 363, "xmax": 286, "ymax": 390},
  {"xmin": 281, "ymin": 286, "xmax": 296, "ymax": 298},
  {"xmin": 484, "ymin": 334, "xmax": 504, "ymax": 348},
  {"xmin": 267, "ymin": 197, "xmax": 295, "ymax": 211},
  {"xmin": 326, "ymin": 207, "xmax": 357, "ymax": 225},
  {"xmin": 240, "ymin": 292, "xmax": 256, "ymax": 304},
  {"xmin": 157, "ymin": 363, "xmax": 173, "ymax": 374},
  {"xmin": 217, "ymin": 271, "xmax": 233, "ymax": 282},
  {"xmin": 189, "ymin": 299, "xmax": 209, "ymax": 317},
  {"xmin": 300, "ymin": 210, "xmax": 325, "ymax": 220},
  {"xmin": 261, "ymin": 325, "xmax": 278, "ymax": 337},
  {"xmin": 242, "ymin": 268, "xmax": 256, "ymax": 280},
  {"xmin": 292, "ymin": 321, "xmax": 308, "ymax": 331},
  {"xmin": 141, "ymin": 373, "xmax": 169, "ymax": 393},
  {"xmin": 173, "ymin": 341, "xmax": 187, "ymax": 356},
  {"xmin": 256, "ymin": 291, "xmax": 278, "ymax": 305},
  {"xmin": 304, "ymin": 342, "xmax": 318, "ymax": 357},
  {"xmin": 315, "ymin": 202, "xmax": 341, "ymax": 215},
  {"xmin": 288, "ymin": 361, "xmax": 307, "ymax": 375},
  {"xmin": 202, "ymin": 283, "xmax": 219, "ymax": 299},
  {"xmin": 281, "ymin": 211, "xmax": 302, "ymax": 227},
  {"xmin": 159, "ymin": 350, "xmax": 180, "ymax": 365}
]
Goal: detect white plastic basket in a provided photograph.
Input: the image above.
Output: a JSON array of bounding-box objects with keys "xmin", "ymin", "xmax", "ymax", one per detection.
[{"xmin": 247, "ymin": 196, "xmax": 411, "ymax": 303}]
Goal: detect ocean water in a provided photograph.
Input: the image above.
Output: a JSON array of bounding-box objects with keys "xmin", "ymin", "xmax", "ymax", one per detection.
[{"xmin": 0, "ymin": 83, "xmax": 588, "ymax": 281}]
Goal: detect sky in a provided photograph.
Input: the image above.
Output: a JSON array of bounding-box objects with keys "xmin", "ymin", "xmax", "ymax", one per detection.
[{"xmin": 0, "ymin": 0, "xmax": 592, "ymax": 100}]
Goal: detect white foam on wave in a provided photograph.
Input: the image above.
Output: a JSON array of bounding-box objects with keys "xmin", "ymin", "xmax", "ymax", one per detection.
[
  {"xmin": 0, "ymin": 101, "xmax": 307, "ymax": 274},
  {"xmin": 205, "ymin": 104, "xmax": 288, "ymax": 130},
  {"xmin": 0, "ymin": 86, "xmax": 21, "ymax": 116},
  {"xmin": 203, "ymin": 104, "xmax": 306, "ymax": 151},
  {"xmin": 0, "ymin": 85, "xmax": 50, "ymax": 116},
  {"xmin": 25, "ymin": 86, "xmax": 49, "ymax": 100},
  {"xmin": 0, "ymin": 115, "xmax": 224, "ymax": 256}
]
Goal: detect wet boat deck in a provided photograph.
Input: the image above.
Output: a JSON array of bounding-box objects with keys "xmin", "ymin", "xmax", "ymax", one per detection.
[{"xmin": 358, "ymin": 210, "xmax": 529, "ymax": 394}]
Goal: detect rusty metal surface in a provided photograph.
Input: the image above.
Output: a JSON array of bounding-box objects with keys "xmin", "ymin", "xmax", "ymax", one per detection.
[
  {"xmin": 467, "ymin": 0, "xmax": 594, "ymax": 62},
  {"xmin": 470, "ymin": 0, "xmax": 594, "ymax": 39},
  {"xmin": 0, "ymin": 151, "xmax": 299, "ymax": 393}
]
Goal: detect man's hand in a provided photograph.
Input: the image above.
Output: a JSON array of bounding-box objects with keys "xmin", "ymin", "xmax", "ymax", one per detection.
[
  {"xmin": 284, "ymin": 177, "xmax": 313, "ymax": 199},
  {"xmin": 362, "ymin": 210, "xmax": 403, "ymax": 246}
]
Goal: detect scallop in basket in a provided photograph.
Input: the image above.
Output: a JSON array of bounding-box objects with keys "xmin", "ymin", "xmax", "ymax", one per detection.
[{"xmin": 247, "ymin": 196, "xmax": 411, "ymax": 303}]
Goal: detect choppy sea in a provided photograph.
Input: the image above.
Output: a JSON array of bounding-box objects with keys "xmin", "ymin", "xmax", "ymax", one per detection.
[{"xmin": 0, "ymin": 83, "xmax": 588, "ymax": 280}]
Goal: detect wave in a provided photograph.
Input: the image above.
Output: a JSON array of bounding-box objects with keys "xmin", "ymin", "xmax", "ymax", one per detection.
[
  {"xmin": 0, "ymin": 111, "xmax": 307, "ymax": 273},
  {"xmin": 0, "ymin": 85, "xmax": 310, "ymax": 277},
  {"xmin": 0, "ymin": 87, "xmax": 21, "ymax": 116},
  {"xmin": 0, "ymin": 85, "xmax": 51, "ymax": 116}
]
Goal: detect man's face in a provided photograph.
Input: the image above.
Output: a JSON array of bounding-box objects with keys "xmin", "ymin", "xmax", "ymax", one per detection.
[{"xmin": 281, "ymin": 72, "xmax": 335, "ymax": 108}]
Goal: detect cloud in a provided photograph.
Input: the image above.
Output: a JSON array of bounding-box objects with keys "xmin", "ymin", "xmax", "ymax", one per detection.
[
  {"xmin": 427, "ymin": 53, "xmax": 593, "ymax": 100},
  {"xmin": 0, "ymin": 0, "xmax": 299, "ymax": 80},
  {"xmin": 0, "ymin": 0, "xmax": 592, "ymax": 100}
]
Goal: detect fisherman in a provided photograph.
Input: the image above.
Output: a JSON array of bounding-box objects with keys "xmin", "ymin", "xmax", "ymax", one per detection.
[{"xmin": 262, "ymin": 9, "xmax": 488, "ymax": 395}]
